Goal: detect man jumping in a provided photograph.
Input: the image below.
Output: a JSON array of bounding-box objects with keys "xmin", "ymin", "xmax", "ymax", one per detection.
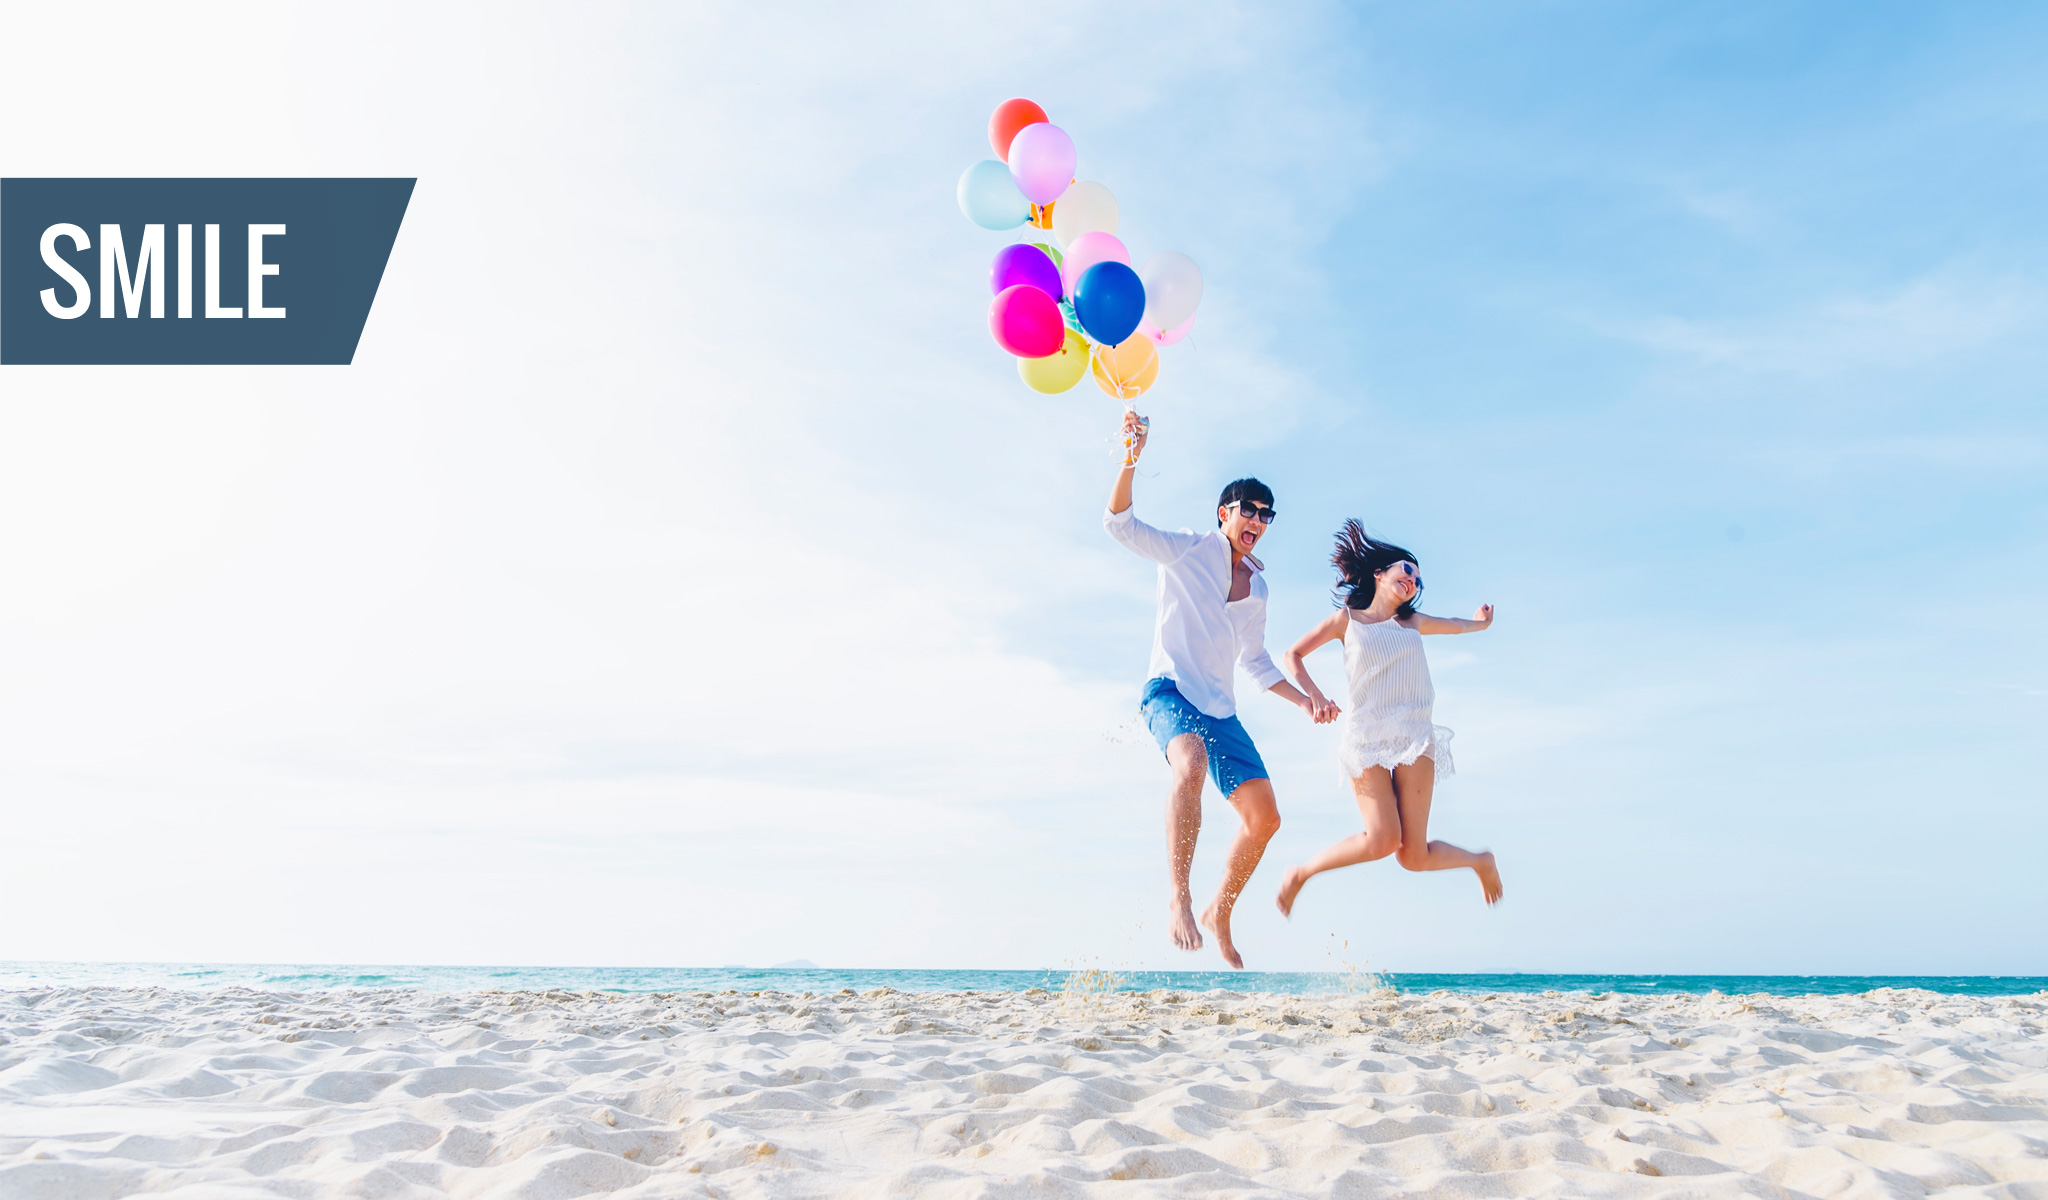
[{"xmin": 1105, "ymin": 411, "xmax": 1338, "ymax": 969}]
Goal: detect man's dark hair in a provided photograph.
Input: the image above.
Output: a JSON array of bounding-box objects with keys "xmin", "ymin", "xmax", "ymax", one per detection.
[{"xmin": 1216, "ymin": 478, "xmax": 1274, "ymax": 526}]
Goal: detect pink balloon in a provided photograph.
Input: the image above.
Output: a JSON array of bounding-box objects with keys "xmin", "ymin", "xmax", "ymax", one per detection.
[
  {"xmin": 1060, "ymin": 231, "xmax": 1129, "ymax": 297},
  {"xmin": 1141, "ymin": 314, "xmax": 1195, "ymax": 346},
  {"xmin": 1007, "ymin": 123, "xmax": 1076, "ymax": 206},
  {"xmin": 989, "ymin": 284, "xmax": 1064, "ymax": 358}
]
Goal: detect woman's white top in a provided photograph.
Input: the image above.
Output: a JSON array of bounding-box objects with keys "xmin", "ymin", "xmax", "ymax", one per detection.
[
  {"xmin": 1104, "ymin": 506, "xmax": 1286, "ymax": 720},
  {"xmin": 1337, "ymin": 612, "xmax": 1454, "ymax": 778}
]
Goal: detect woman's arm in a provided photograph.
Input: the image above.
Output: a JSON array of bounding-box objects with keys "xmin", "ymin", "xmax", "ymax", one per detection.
[
  {"xmin": 1281, "ymin": 610, "xmax": 1349, "ymax": 715},
  {"xmin": 1407, "ymin": 604, "xmax": 1495, "ymax": 635}
]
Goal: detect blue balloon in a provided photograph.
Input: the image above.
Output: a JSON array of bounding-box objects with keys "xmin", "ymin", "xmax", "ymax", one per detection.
[
  {"xmin": 957, "ymin": 160, "xmax": 1030, "ymax": 230},
  {"xmin": 1074, "ymin": 261, "xmax": 1146, "ymax": 347}
]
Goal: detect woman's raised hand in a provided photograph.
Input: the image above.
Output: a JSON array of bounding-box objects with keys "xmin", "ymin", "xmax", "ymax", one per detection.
[{"xmin": 1473, "ymin": 604, "xmax": 1495, "ymax": 628}]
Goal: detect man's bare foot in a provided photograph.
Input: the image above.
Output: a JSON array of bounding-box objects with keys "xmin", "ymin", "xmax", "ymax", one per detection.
[
  {"xmin": 1275, "ymin": 866, "xmax": 1310, "ymax": 918},
  {"xmin": 1169, "ymin": 898, "xmax": 1203, "ymax": 951},
  {"xmin": 1475, "ymin": 851, "xmax": 1504, "ymax": 906},
  {"xmin": 1199, "ymin": 901, "xmax": 1244, "ymax": 969}
]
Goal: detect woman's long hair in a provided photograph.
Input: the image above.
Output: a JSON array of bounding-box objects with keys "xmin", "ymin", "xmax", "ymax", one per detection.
[{"xmin": 1332, "ymin": 519, "xmax": 1421, "ymax": 619}]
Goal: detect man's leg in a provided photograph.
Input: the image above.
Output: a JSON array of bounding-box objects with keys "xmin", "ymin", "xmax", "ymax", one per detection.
[
  {"xmin": 1164, "ymin": 732, "xmax": 1207, "ymax": 951},
  {"xmin": 1199, "ymin": 777, "xmax": 1280, "ymax": 970}
]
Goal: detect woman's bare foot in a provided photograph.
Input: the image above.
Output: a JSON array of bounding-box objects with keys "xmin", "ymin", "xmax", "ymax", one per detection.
[
  {"xmin": 1275, "ymin": 865, "xmax": 1310, "ymax": 918},
  {"xmin": 1475, "ymin": 852, "xmax": 1504, "ymax": 906},
  {"xmin": 1169, "ymin": 898, "xmax": 1203, "ymax": 951},
  {"xmin": 1199, "ymin": 901, "xmax": 1244, "ymax": 969}
]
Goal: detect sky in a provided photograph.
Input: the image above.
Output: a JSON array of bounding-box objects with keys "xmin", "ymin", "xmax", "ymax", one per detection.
[{"xmin": 1, "ymin": 1, "xmax": 2043, "ymax": 974}]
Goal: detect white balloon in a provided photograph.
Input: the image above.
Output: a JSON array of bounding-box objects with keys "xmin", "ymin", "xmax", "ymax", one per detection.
[
  {"xmin": 1050, "ymin": 181, "xmax": 1119, "ymax": 250},
  {"xmin": 1139, "ymin": 252, "xmax": 1203, "ymax": 330}
]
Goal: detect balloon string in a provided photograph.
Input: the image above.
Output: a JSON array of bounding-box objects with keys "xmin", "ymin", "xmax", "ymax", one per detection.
[
  {"xmin": 1083, "ymin": 330, "xmax": 1148, "ymax": 468},
  {"xmin": 1098, "ymin": 337, "xmax": 1144, "ymax": 466}
]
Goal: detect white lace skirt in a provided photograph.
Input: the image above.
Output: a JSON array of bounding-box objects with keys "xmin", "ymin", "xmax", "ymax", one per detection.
[{"xmin": 1338, "ymin": 722, "xmax": 1455, "ymax": 779}]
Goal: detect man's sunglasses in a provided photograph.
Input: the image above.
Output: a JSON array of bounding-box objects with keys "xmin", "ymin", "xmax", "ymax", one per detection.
[{"xmin": 1228, "ymin": 502, "xmax": 1278, "ymax": 524}]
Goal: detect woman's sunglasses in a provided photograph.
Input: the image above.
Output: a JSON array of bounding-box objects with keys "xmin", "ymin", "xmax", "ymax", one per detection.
[{"xmin": 1228, "ymin": 502, "xmax": 1277, "ymax": 524}]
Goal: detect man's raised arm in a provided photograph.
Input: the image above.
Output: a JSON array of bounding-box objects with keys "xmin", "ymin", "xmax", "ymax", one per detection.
[
  {"xmin": 1104, "ymin": 411, "xmax": 1202, "ymax": 564},
  {"xmin": 1108, "ymin": 410, "xmax": 1147, "ymax": 516}
]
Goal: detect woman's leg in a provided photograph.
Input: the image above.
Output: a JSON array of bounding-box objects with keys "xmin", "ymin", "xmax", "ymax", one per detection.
[
  {"xmin": 1390, "ymin": 756, "xmax": 1504, "ymax": 904},
  {"xmin": 1275, "ymin": 768, "xmax": 1403, "ymax": 917}
]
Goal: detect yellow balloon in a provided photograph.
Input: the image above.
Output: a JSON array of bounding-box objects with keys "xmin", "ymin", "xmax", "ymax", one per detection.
[
  {"xmin": 1091, "ymin": 335, "xmax": 1159, "ymax": 400},
  {"xmin": 1018, "ymin": 328, "xmax": 1091, "ymax": 394}
]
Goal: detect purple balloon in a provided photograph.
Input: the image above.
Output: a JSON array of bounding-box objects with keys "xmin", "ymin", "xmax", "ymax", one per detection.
[
  {"xmin": 990, "ymin": 243, "xmax": 1063, "ymax": 302},
  {"xmin": 1007, "ymin": 122, "xmax": 1076, "ymax": 205}
]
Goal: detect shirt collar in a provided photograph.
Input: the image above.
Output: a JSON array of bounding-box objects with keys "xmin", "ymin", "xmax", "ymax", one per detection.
[{"xmin": 1210, "ymin": 529, "xmax": 1264, "ymax": 573}]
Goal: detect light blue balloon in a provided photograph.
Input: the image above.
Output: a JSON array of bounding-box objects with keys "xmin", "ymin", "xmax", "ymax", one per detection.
[{"xmin": 957, "ymin": 160, "xmax": 1030, "ymax": 230}]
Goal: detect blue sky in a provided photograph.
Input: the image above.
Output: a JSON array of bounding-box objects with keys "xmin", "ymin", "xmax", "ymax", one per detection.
[{"xmin": 1, "ymin": 2, "xmax": 2042, "ymax": 973}]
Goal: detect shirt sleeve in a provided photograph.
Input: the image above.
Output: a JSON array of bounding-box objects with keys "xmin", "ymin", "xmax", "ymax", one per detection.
[
  {"xmin": 1236, "ymin": 581, "xmax": 1288, "ymax": 693},
  {"xmin": 1103, "ymin": 506, "xmax": 1204, "ymax": 564}
]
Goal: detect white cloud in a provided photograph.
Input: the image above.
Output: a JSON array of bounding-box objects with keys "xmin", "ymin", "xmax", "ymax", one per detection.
[
  {"xmin": 1612, "ymin": 272, "xmax": 2044, "ymax": 376},
  {"xmin": 1666, "ymin": 180, "xmax": 1771, "ymax": 238},
  {"xmin": 1746, "ymin": 432, "xmax": 2045, "ymax": 477}
]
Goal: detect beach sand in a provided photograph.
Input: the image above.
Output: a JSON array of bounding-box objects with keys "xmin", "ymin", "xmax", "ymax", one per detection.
[{"xmin": 4, "ymin": 985, "xmax": 2046, "ymax": 1198}]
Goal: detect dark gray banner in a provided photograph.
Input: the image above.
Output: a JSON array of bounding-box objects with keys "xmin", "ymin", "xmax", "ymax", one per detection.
[{"xmin": 2, "ymin": 178, "xmax": 414, "ymax": 365}]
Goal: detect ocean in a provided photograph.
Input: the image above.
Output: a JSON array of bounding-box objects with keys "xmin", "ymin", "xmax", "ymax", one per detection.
[{"xmin": 2, "ymin": 962, "xmax": 2042, "ymax": 996}]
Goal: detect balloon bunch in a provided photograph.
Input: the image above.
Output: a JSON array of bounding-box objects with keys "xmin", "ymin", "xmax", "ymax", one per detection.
[{"xmin": 957, "ymin": 98, "xmax": 1204, "ymax": 400}]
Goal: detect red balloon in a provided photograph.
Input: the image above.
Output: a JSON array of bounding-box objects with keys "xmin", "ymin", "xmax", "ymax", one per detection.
[
  {"xmin": 988, "ymin": 284, "xmax": 1064, "ymax": 358},
  {"xmin": 988, "ymin": 98, "xmax": 1049, "ymax": 162}
]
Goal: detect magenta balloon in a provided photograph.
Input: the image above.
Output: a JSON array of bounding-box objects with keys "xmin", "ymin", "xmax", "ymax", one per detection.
[
  {"xmin": 989, "ymin": 284, "xmax": 1065, "ymax": 358},
  {"xmin": 1059, "ymin": 231, "xmax": 1129, "ymax": 297},
  {"xmin": 1142, "ymin": 314, "xmax": 1195, "ymax": 346},
  {"xmin": 990, "ymin": 243, "xmax": 1063, "ymax": 301},
  {"xmin": 1007, "ymin": 123, "xmax": 1076, "ymax": 206}
]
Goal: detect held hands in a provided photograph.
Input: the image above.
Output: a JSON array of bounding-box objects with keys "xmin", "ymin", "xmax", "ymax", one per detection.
[{"xmin": 1301, "ymin": 689, "xmax": 1341, "ymax": 725}]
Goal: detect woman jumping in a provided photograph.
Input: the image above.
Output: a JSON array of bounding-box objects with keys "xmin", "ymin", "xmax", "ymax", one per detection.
[{"xmin": 1275, "ymin": 520, "xmax": 1504, "ymax": 915}]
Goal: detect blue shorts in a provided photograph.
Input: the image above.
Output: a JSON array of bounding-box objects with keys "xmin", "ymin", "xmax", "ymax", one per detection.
[{"xmin": 1140, "ymin": 677, "xmax": 1269, "ymax": 798}]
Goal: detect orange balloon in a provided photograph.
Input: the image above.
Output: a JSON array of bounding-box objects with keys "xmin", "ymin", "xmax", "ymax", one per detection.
[
  {"xmin": 989, "ymin": 98, "xmax": 1049, "ymax": 161},
  {"xmin": 1092, "ymin": 336, "xmax": 1159, "ymax": 400}
]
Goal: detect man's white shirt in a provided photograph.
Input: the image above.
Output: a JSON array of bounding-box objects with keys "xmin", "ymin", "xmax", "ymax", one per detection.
[{"xmin": 1105, "ymin": 506, "xmax": 1287, "ymax": 720}]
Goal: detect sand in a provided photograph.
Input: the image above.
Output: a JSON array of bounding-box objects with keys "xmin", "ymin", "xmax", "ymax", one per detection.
[{"xmin": 3, "ymin": 985, "xmax": 2046, "ymax": 1198}]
